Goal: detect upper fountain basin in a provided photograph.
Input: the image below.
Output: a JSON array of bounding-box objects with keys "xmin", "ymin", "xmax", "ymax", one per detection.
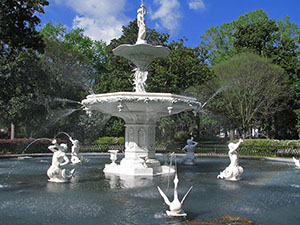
[
  {"xmin": 81, "ymin": 92, "xmax": 201, "ymax": 123},
  {"xmin": 113, "ymin": 43, "xmax": 170, "ymax": 70}
]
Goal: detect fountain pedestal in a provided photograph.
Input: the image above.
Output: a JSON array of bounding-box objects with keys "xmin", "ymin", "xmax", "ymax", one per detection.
[{"xmin": 83, "ymin": 92, "xmax": 201, "ymax": 176}]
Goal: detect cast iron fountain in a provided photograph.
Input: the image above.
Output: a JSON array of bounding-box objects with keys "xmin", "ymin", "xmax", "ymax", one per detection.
[{"xmin": 81, "ymin": 3, "xmax": 201, "ymax": 176}]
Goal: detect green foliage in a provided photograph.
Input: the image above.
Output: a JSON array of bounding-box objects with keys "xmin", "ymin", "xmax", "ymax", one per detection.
[
  {"xmin": 94, "ymin": 136, "xmax": 125, "ymax": 145},
  {"xmin": 104, "ymin": 118, "xmax": 125, "ymax": 137},
  {"xmin": 212, "ymin": 53, "xmax": 287, "ymax": 137},
  {"xmin": 0, "ymin": 0, "xmax": 49, "ymax": 57},
  {"xmin": 147, "ymin": 38, "xmax": 213, "ymax": 94},
  {"xmin": 200, "ymin": 9, "xmax": 300, "ymax": 139},
  {"xmin": 0, "ymin": 0, "xmax": 49, "ymax": 137},
  {"xmin": 96, "ymin": 21, "xmax": 213, "ymax": 94},
  {"xmin": 239, "ymin": 139, "xmax": 300, "ymax": 156}
]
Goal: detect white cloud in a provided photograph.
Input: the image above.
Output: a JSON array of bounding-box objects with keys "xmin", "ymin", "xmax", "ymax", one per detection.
[
  {"xmin": 72, "ymin": 16, "xmax": 123, "ymax": 43},
  {"xmin": 63, "ymin": 0, "xmax": 128, "ymax": 43},
  {"xmin": 188, "ymin": 0, "xmax": 206, "ymax": 10},
  {"xmin": 150, "ymin": 0, "xmax": 181, "ymax": 34}
]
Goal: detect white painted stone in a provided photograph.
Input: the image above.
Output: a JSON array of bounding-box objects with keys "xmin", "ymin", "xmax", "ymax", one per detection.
[{"xmin": 217, "ymin": 139, "xmax": 244, "ymax": 181}]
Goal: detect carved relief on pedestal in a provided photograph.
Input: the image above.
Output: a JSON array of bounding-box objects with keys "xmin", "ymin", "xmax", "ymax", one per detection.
[
  {"xmin": 126, "ymin": 127, "xmax": 135, "ymax": 150},
  {"xmin": 138, "ymin": 128, "xmax": 146, "ymax": 148}
]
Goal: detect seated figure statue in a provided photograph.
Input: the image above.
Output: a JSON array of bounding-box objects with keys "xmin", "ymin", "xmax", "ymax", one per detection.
[
  {"xmin": 182, "ymin": 137, "xmax": 198, "ymax": 165},
  {"xmin": 217, "ymin": 138, "xmax": 244, "ymax": 181},
  {"xmin": 47, "ymin": 139, "xmax": 75, "ymax": 183},
  {"xmin": 69, "ymin": 137, "xmax": 83, "ymax": 165}
]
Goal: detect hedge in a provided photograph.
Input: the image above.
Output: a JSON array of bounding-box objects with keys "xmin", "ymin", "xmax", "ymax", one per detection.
[
  {"xmin": 0, "ymin": 138, "xmax": 66, "ymax": 155},
  {"xmin": 239, "ymin": 139, "xmax": 300, "ymax": 157},
  {"xmin": 94, "ymin": 137, "xmax": 125, "ymax": 145}
]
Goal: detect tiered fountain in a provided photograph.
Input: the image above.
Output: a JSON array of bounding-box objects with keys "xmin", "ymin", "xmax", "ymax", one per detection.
[{"xmin": 81, "ymin": 3, "xmax": 201, "ymax": 176}]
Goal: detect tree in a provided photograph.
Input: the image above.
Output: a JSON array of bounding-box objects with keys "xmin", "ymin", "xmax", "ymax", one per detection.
[
  {"xmin": 36, "ymin": 23, "xmax": 107, "ymax": 139},
  {"xmin": 200, "ymin": 9, "xmax": 300, "ymax": 139},
  {"xmin": 212, "ymin": 53, "xmax": 287, "ymax": 138},
  {"xmin": 0, "ymin": 0, "xmax": 49, "ymax": 138},
  {"xmin": 0, "ymin": 0, "xmax": 49, "ymax": 57}
]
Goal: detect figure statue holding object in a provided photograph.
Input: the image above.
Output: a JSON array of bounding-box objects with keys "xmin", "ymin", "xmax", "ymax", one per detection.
[
  {"xmin": 217, "ymin": 138, "xmax": 244, "ymax": 181},
  {"xmin": 136, "ymin": 3, "xmax": 147, "ymax": 44},
  {"xmin": 69, "ymin": 137, "xmax": 83, "ymax": 165},
  {"xmin": 182, "ymin": 137, "xmax": 198, "ymax": 165},
  {"xmin": 47, "ymin": 139, "xmax": 75, "ymax": 183}
]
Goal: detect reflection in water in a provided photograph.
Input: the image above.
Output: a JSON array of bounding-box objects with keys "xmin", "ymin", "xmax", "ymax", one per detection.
[
  {"xmin": 105, "ymin": 173, "xmax": 153, "ymax": 189},
  {"xmin": 217, "ymin": 179, "xmax": 242, "ymax": 190},
  {"xmin": 46, "ymin": 182, "xmax": 70, "ymax": 193}
]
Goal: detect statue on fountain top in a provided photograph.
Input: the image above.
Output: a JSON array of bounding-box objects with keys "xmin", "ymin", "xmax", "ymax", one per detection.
[
  {"xmin": 137, "ymin": 3, "xmax": 147, "ymax": 44},
  {"xmin": 182, "ymin": 137, "xmax": 198, "ymax": 165},
  {"xmin": 217, "ymin": 138, "xmax": 244, "ymax": 181},
  {"xmin": 47, "ymin": 139, "xmax": 75, "ymax": 183}
]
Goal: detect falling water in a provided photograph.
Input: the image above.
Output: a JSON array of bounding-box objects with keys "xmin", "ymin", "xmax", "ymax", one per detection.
[
  {"xmin": 33, "ymin": 108, "xmax": 80, "ymax": 136},
  {"xmin": 48, "ymin": 97, "xmax": 80, "ymax": 104},
  {"xmin": 201, "ymin": 86, "xmax": 225, "ymax": 109},
  {"xmin": 22, "ymin": 138, "xmax": 53, "ymax": 154},
  {"xmin": 54, "ymin": 132, "xmax": 72, "ymax": 139},
  {"xmin": 50, "ymin": 109, "xmax": 80, "ymax": 123},
  {"xmin": 167, "ymin": 152, "xmax": 176, "ymax": 195}
]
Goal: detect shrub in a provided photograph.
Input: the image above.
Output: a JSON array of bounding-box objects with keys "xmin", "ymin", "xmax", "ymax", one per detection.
[
  {"xmin": 94, "ymin": 136, "xmax": 125, "ymax": 145},
  {"xmin": 238, "ymin": 139, "xmax": 300, "ymax": 157},
  {"xmin": 0, "ymin": 138, "xmax": 53, "ymax": 154}
]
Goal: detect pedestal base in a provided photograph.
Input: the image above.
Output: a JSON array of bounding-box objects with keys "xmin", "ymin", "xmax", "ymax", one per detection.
[
  {"xmin": 103, "ymin": 159, "xmax": 175, "ymax": 176},
  {"xmin": 166, "ymin": 210, "xmax": 187, "ymax": 217}
]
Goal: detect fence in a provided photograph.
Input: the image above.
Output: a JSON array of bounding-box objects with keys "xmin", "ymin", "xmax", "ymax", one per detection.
[{"xmin": 80, "ymin": 144, "xmax": 300, "ymax": 157}]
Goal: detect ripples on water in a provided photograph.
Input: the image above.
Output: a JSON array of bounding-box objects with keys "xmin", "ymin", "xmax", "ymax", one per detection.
[{"xmin": 0, "ymin": 156, "xmax": 299, "ymax": 225}]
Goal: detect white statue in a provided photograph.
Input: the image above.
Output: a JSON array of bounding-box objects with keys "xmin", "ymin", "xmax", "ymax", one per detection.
[
  {"xmin": 182, "ymin": 137, "xmax": 198, "ymax": 165},
  {"xmin": 136, "ymin": 3, "xmax": 147, "ymax": 44},
  {"xmin": 217, "ymin": 138, "xmax": 244, "ymax": 181},
  {"xmin": 47, "ymin": 139, "xmax": 75, "ymax": 183},
  {"xmin": 69, "ymin": 137, "xmax": 83, "ymax": 165},
  {"xmin": 133, "ymin": 68, "xmax": 148, "ymax": 93},
  {"xmin": 293, "ymin": 157, "xmax": 300, "ymax": 168},
  {"xmin": 157, "ymin": 173, "xmax": 193, "ymax": 217}
]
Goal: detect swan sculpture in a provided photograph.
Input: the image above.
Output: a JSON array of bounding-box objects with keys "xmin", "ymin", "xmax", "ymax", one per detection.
[
  {"xmin": 293, "ymin": 157, "xmax": 300, "ymax": 168},
  {"xmin": 217, "ymin": 138, "xmax": 244, "ymax": 181},
  {"xmin": 157, "ymin": 173, "xmax": 193, "ymax": 216}
]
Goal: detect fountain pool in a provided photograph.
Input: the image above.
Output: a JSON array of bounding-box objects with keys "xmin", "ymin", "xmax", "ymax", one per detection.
[{"xmin": 1, "ymin": 155, "xmax": 300, "ymax": 225}]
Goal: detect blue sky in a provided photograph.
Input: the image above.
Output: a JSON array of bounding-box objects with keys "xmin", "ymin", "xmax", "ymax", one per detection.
[{"xmin": 39, "ymin": 0, "xmax": 300, "ymax": 47}]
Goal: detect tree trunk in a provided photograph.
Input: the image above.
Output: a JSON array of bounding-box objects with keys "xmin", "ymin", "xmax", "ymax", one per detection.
[
  {"xmin": 249, "ymin": 127, "xmax": 252, "ymax": 139},
  {"xmin": 10, "ymin": 123, "xmax": 15, "ymax": 139},
  {"xmin": 229, "ymin": 128, "xmax": 234, "ymax": 141}
]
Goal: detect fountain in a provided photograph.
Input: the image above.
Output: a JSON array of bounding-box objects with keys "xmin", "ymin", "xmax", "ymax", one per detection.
[
  {"xmin": 3, "ymin": 3, "xmax": 300, "ymax": 224},
  {"xmin": 81, "ymin": 3, "xmax": 201, "ymax": 176}
]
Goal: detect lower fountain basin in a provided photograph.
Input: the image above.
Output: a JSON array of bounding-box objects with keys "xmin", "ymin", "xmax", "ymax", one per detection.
[{"xmin": 1, "ymin": 155, "xmax": 299, "ymax": 225}]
